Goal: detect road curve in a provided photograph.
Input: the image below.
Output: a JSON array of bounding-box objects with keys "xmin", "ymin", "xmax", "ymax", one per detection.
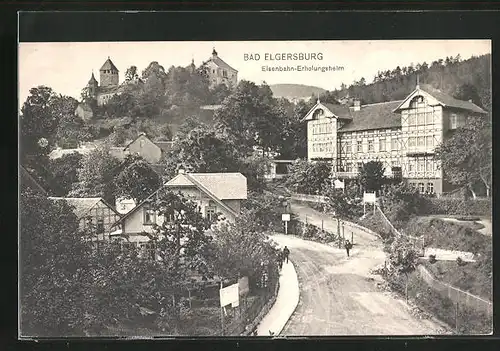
[{"xmin": 271, "ymin": 201, "xmax": 447, "ymax": 336}]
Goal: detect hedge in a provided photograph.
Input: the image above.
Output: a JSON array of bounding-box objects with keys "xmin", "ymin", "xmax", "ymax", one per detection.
[{"xmin": 421, "ymin": 198, "xmax": 491, "ymax": 217}]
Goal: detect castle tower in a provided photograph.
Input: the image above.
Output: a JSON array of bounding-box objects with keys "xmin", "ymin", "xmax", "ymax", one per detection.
[
  {"xmin": 212, "ymin": 48, "xmax": 218, "ymax": 60},
  {"xmin": 87, "ymin": 71, "xmax": 99, "ymax": 98},
  {"xmin": 99, "ymin": 56, "xmax": 119, "ymax": 87}
]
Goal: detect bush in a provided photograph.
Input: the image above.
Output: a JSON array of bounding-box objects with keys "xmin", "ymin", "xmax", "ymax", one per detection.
[
  {"xmin": 429, "ymin": 255, "xmax": 437, "ymax": 264},
  {"xmin": 423, "ymin": 198, "xmax": 491, "ymax": 216}
]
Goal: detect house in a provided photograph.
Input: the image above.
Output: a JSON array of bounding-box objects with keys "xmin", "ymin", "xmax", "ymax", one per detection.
[
  {"xmin": 75, "ymin": 102, "xmax": 94, "ymax": 122},
  {"xmin": 123, "ymin": 133, "xmax": 173, "ymax": 164},
  {"xmin": 48, "ymin": 197, "xmax": 122, "ymax": 238},
  {"xmin": 302, "ymin": 82, "xmax": 488, "ymax": 195},
  {"xmin": 111, "ymin": 170, "xmax": 247, "ymax": 244},
  {"xmin": 203, "ymin": 48, "xmax": 238, "ymax": 89}
]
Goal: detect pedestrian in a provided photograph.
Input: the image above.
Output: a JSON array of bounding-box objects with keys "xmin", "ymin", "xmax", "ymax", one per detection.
[
  {"xmin": 344, "ymin": 240, "xmax": 353, "ymax": 257},
  {"xmin": 277, "ymin": 250, "xmax": 283, "ymax": 269},
  {"xmin": 283, "ymin": 246, "xmax": 290, "ymax": 264}
]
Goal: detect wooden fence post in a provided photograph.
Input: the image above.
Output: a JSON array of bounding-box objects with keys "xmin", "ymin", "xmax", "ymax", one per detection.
[{"xmin": 455, "ymin": 301, "xmax": 459, "ymax": 334}]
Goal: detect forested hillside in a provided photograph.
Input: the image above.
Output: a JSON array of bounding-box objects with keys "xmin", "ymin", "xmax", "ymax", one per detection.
[
  {"xmin": 270, "ymin": 84, "xmax": 326, "ymax": 99},
  {"xmin": 326, "ymin": 54, "xmax": 491, "ymax": 111}
]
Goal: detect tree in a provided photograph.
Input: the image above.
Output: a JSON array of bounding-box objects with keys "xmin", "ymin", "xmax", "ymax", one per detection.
[
  {"xmin": 435, "ymin": 115, "xmax": 492, "ymax": 198},
  {"xmin": 147, "ymin": 190, "xmax": 216, "ymax": 318},
  {"xmin": 20, "ymin": 188, "xmax": 91, "ymax": 336},
  {"xmin": 285, "ymin": 159, "xmax": 331, "ymax": 195},
  {"xmin": 125, "ymin": 65, "xmax": 139, "ymax": 81},
  {"xmin": 163, "ymin": 126, "xmax": 240, "ymax": 179},
  {"xmin": 208, "ymin": 210, "xmax": 280, "ymax": 290},
  {"xmin": 323, "ymin": 182, "xmax": 363, "ymax": 220},
  {"xmin": 388, "ymin": 236, "xmax": 419, "ymax": 304},
  {"xmin": 358, "ymin": 161, "xmax": 386, "ymax": 194},
  {"xmin": 380, "ymin": 182, "xmax": 426, "ymax": 224},
  {"xmin": 69, "ymin": 145, "xmax": 122, "ymax": 204},
  {"xmin": 114, "ymin": 155, "xmax": 162, "ymax": 203},
  {"xmin": 453, "ymin": 83, "xmax": 483, "ymax": 108},
  {"xmin": 20, "ymin": 86, "xmax": 59, "ymax": 161},
  {"xmin": 48, "ymin": 153, "xmax": 83, "ymax": 196}
]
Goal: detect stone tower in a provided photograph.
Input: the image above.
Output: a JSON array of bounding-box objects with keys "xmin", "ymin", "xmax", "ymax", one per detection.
[
  {"xmin": 99, "ymin": 56, "xmax": 119, "ymax": 87},
  {"xmin": 87, "ymin": 71, "xmax": 99, "ymax": 98}
]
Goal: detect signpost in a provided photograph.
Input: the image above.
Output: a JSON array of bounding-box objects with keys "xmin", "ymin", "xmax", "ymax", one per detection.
[
  {"xmin": 363, "ymin": 192, "xmax": 377, "ymax": 216},
  {"xmin": 334, "ymin": 179, "xmax": 345, "ymax": 192},
  {"xmin": 282, "ymin": 213, "xmax": 290, "ymax": 235}
]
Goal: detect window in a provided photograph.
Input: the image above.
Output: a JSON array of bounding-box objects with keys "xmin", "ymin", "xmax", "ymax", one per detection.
[
  {"xmin": 417, "ymin": 113, "xmax": 425, "ymax": 125},
  {"xmin": 418, "ymin": 183, "xmax": 425, "ymax": 193},
  {"xmin": 417, "ymin": 136, "xmax": 425, "ymax": 148},
  {"xmin": 143, "ymin": 206, "xmax": 156, "ymax": 225},
  {"xmin": 426, "ymin": 112, "xmax": 434, "ymax": 125},
  {"xmin": 450, "ymin": 113, "xmax": 458, "ymax": 129},
  {"xmin": 427, "ymin": 182, "xmax": 434, "ymax": 194},
  {"xmin": 408, "ymin": 162, "xmax": 414, "ymax": 172},
  {"xmin": 391, "ymin": 139, "xmax": 398, "ymax": 151},
  {"xmin": 408, "ymin": 114, "xmax": 416, "ymax": 126},
  {"xmin": 379, "ymin": 139, "xmax": 386, "ymax": 151},
  {"xmin": 391, "ymin": 160, "xmax": 399, "ymax": 167},
  {"xmin": 408, "ymin": 137, "xmax": 416, "ymax": 148},
  {"xmin": 223, "ymin": 70, "xmax": 228, "ymax": 77},
  {"xmin": 212, "ymin": 69, "xmax": 215, "ymax": 73},
  {"xmin": 357, "ymin": 140, "xmax": 363, "ymax": 152},
  {"xmin": 346, "ymin": 142, "xmax": 352, "ymax": 153},
  {"xmin": 206, "ymin": 206, "xmax": 217, "ymax": 221},
  {"xmin": 96, "ymin": 219, "xmax": 104, "ymax": 234},
  {"xmin": 357, "ymin": 162, "xmax": 363, "ymax": 172},
  {"xmin": 426, "ymin": 136, "xmax": 434, "ymax": 148},
  {"xmin": 417, "ymin": 160, "xmax": 425, "ymax": 172},
  {"xmin": 368, "ymin": 140, "xmax": 374, "ymax": 152}
]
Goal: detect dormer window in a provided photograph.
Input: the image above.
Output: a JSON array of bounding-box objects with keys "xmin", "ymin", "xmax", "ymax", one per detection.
[{"xmin": 313, "ymin": 109, "xmax": 324, "ymax": 119}]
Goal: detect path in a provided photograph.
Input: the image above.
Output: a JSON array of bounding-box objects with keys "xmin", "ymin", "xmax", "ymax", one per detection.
[{"xmin": 275, "ymin": 201, "xmax": 447, "ymax": 335}]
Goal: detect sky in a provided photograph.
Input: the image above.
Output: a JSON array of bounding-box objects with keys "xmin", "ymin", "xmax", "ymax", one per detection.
[{"xmin": 18, "ymin": 40, "xmax": 491, "ymax": 104}]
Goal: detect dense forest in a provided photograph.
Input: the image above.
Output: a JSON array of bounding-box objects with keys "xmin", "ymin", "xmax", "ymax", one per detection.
[
  {"xmin": 319, "ymin": 54, "xmax": 491, "ymax": 111},
  {"xmin": 269, "ymin": 84, "xmax": 326, "ymax": 99}
]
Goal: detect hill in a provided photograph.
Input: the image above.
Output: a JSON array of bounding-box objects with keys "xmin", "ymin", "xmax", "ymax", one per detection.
[{"xmin": 270, "ymin": 84, "xmax": 326, "ymax": 100}]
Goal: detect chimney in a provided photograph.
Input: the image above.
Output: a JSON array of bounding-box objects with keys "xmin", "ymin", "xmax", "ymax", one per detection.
[
  {"xmin": 178, "ymin": 166, "xmax": 186, "ymax": 174},
  {"xmin": 212, "ymin": 48, "xmax": 218, "ymax": 59},
  {"xmin": 353, "ymin": 99, "xmax": 361, "ymax": 111}
]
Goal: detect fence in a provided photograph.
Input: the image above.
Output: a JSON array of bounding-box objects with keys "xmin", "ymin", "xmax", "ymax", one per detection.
[
  {"xmin": 417, "ymin": 265, "xmax": 492, "ymax": 318},
  {"xmin": 290, "ymin": 193, "xmax": 327, "ymax": 204},
  {"xmin": 375, "ymin": 205, "xmax": 425, "ymax": 257}
]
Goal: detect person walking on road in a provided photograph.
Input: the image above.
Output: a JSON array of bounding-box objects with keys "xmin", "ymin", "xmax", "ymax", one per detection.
[
  {"xmin": 277, "ymin": 250, "xmax": 283, "ymax": 269},
  {"xmin": 344, "ymin": 240, "xmax": 353, "ymax": 257},
  {"xmin": 283, "ymin": 246, "xmax": 290, "ymax": 264}
]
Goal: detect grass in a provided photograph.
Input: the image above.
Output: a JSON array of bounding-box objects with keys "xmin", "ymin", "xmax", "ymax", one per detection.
[{"xmin": 422, "ymin": 260, "xmax": 492, "ymax": 301}]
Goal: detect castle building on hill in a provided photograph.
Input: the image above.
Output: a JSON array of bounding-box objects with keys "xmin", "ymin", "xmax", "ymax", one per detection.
[
  {"xmin": 203, "ymin": 48, "xmax": 238, "ymax": 89},
  {"xmin": 81, "ymin": 57, "xmax": 126, "ymax": 108},
  {"xmin": 302, "ymin": 82, "xmax": 487, "ymax": 195}
]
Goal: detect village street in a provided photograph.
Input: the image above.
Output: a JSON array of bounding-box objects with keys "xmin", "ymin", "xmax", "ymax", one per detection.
[{"xmin": 270, "ymin": 201, "xmax": 447, "ymax": 335}]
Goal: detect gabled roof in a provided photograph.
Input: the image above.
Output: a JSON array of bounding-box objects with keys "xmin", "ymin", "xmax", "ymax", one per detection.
[
  {"xmin": 205, "ymin": 56, "xmax": 238, "ymax": 72},
  {"xmin": 100, "ymin": 57, "xmax": 119, "ymax": 72},
  {"xmin": 339, "ymin": 100, "xmax": 403, "ymax": 133},
  {"xmin": 153, "ymin": 141, "xmax": 173, "ymax": 153},
  {"xmin": 114, "ymin": 172, "xmax": 246, "ymax": 225},
  {"xmin": 123, "ymin": 133, "xmax": 155, "ymax": 151},
  {"xmin": 393, "ymin": 84, "xmax": 487, "ymax": 114},
  {"xmin": 184, "ymin": 173, "xmax": 247, "ymax": 200},
  {"xmin": 301, "ymin": 100, "xmax": 353, "ymax": 122},
  {"xmin": 20, "ymin": 165, "xmax": 48, "ymax": 195},
  {"xmin": 48, "ymin": 197, "xmax": 120, "ymax": 218}
]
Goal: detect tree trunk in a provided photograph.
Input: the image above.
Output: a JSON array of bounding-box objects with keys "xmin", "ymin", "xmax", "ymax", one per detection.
[
  {"xmin": 479, "ymin": 173, "xmax": 490, "ymax": 197},
  {"xmin": 405, "ymin": 273, "xmax": 409, "ymax": 304},
  {"xmin": 468, "ymin": 183, "xmax": 477, "ymax": 200}
]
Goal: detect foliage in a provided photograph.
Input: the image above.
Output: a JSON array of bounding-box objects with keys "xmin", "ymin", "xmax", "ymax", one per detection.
[
  {"xmin": 380, "ymin": 182, "xmax": 428, "ymax": 223},
  {"xmin": 20, "ymin": 86, "xmax": 60, "ymax": 160},
  {"xmin": 20, "ymin": 188, "xmax": 90, "ymax": 336},
  {"xmin": 48, "ymin": 153, "xmax": 83, "ymax": 196},
  {"xmin": 358, "ymin": 160, "xmax": 386, "ymax": 193},
  {"xmin": 422, "ymin": 198, "xmax": 491, "ymax": 216},
  {"xmin": 214, "ymin": 80, "xmax": 286, "ymax": 156},
  {"xmin": 284, "ymin": 159, "xmax": 331, "ymax": 195},
  {"xmin": 69, "ymin": 145, "xmax": 122, "ymax": 204},
  {"xmin": 435, "ymin": 115, "xmax": 492, "ymax": 198},
  {"xmin": 125, "ymin": 66, "xmax": 139, "ymax": 81},
  {"xmin": 114, "ymin": 154, "xmax": 162, "ymax": 203},
  {"xmin": 333, "ymin": 54, "xmax": 491, "ymax": 112},
  {"xmin": 242, "ymin": 191, "xmax": 286, "ymax": 232},
  {"xmin": 276, "ymin": 98, "xmax": 309, "ymax": 159},
  {"xmin": 388, "ymin": 236, "xmax": 419, "ymax": 277},
  {"xmin": 208, "ymin": 211, "xmax": 280, "ymax": 289},
  {"xmin": 323, "ymin": 183, "xmax": 364, "ymax": 221}
]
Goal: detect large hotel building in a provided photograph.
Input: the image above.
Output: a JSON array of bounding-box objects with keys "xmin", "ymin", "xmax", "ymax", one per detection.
[{"xmin": 302, "ymin": 83, "xmax": 487, "ymax": 195}]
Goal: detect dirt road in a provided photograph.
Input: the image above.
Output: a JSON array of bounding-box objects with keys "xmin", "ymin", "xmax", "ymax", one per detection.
[{"xmin": 271, "ymin": 201, "xmax": 446, "ymax": 335}]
